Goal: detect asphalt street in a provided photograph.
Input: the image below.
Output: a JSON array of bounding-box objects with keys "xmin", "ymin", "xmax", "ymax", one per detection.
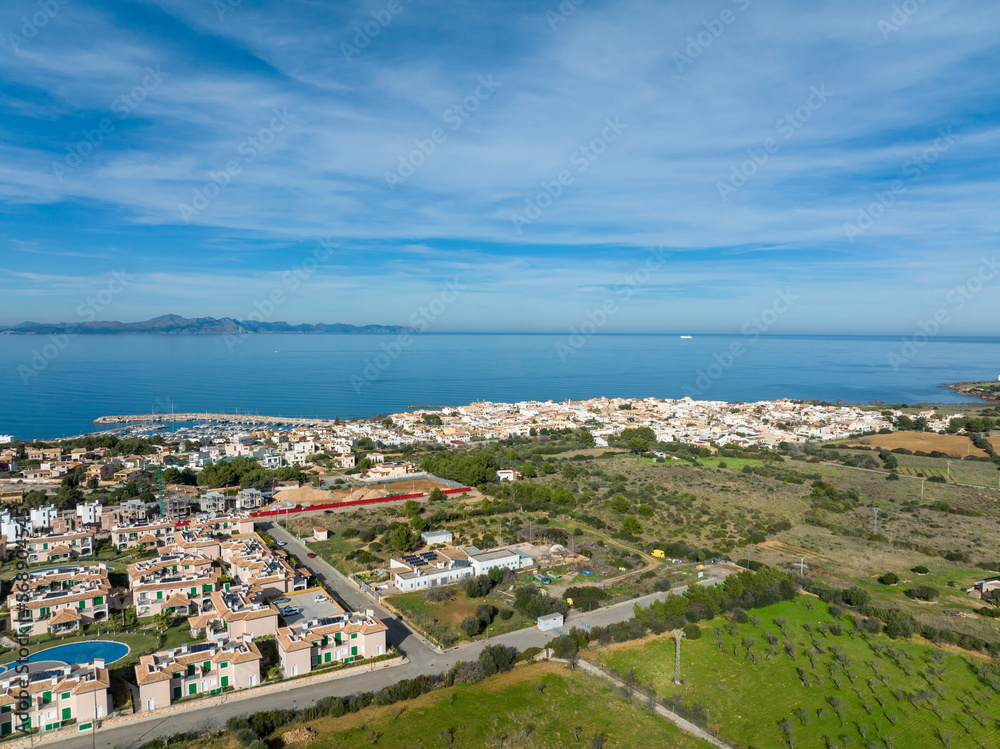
[{"xmin": 37, "ymin": 523, "xmax": 710, "ymax": 749}]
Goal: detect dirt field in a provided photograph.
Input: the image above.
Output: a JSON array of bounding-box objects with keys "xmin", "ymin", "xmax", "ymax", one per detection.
[
  {"xmin": 757, "ymin": 539, "xmax": 821, "ymax": 558},
  {"xmin": 847, "ymin": 431, "xmax": 988, "ymax": 457},
  {"xmin": 274, "ymin": 476, "xmax": 460, "ymax": 506}
]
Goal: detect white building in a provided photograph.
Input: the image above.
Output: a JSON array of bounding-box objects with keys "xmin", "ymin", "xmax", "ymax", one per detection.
[
  {"xmin": 468, "ymin": 548, "xmax": 523, "ymax": 577},
  {"xmin": 76, "ymin": 501, "xmax": 103, "ymax": 525},
  {"xmin": 537, "ymin": 612, "xmax": 564, "ymax": 631},
  {"xmin": 0, "ymin": 509, "xmax": 30, "ymax": 541},
  {"xmin": 30, "ymin": 505, "xmax": 58, "ymax": 532},
  {"xmin": 0, "ymin": 435, "xmax": 13, "ymax": 444},
  {"xmin": 389, "ymin": 549, "xmax": 473, "ymax": 592},
  {"xmin": 420, "ymin": 529, "xmax": 453, "ymax": 546}
]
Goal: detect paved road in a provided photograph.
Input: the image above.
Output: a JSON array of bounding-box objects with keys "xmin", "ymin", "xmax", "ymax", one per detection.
[{"xmin": 36, "ymin": 530, "xmax": 720, "ymax": 749}]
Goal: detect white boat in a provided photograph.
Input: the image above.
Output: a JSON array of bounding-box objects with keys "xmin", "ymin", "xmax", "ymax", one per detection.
[{"xmin": 680, "ymin": 335, "xmax": 693, "ymax": 339}]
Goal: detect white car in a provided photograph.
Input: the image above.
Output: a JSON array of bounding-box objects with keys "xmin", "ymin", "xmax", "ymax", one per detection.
[
  {"xmin": 276, "ymin": 541, "xmax": 287, "ymax": 547},
  {"xmin": 281, "ymin": 606, "xmax": 299, "ymax": 616},
  {"xmin": 272, "ymin": 597, "xmax": 289, "ymax": 605},
  {"xmin": 313, "ymin": 595, "xmax": 326, "ymax": 603}
]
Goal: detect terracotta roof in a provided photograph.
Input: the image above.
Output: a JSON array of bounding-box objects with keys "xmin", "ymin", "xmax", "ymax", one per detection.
[
  {"xmin": 49, "ymin": 608, "xmax": 82, "ymax": 624},
  {"xmin": 164, "ymin": 593, "xmax": 190, "ymax": 608}
]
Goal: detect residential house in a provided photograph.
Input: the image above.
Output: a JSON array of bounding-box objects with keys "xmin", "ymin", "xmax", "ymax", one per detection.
[
  {"xmin": 23, "ymin": 531, "xmax": 94, "ymax": 564},
  {"xmin": 133, "ymin": 640, "xmax": 261, "ymax": 712},
  {"xmin": 276, "ymin": 612, "xmax": 388, "ymax": 677},
  {"xmin": 111, "ymin": 521, "xmax": 175, "ymax": 550},
  {"xmin": 6, "ymin": 565, "xmax": 112, "ymax": 637},
  {"xmin": 0, "ymin": 660, "xmax": 111, "ymax": 736},
  {"xmin": 388, "ymin": 548, "xmax": 473, "ymax": 592}
]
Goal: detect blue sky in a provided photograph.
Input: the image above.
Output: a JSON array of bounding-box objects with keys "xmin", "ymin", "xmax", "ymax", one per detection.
[{"xmin": 1, "ymin": 0, "xmax": 998, "ymax": 333}]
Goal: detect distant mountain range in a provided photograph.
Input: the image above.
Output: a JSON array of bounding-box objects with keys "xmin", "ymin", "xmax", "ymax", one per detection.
[{"xmin": 0, "ymin": 314, "xmax": 417, "ymax": 335}]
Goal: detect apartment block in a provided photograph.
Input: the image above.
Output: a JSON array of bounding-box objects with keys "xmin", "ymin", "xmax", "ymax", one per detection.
[
  {"xmin": 276, "ymin": 612, "xmax": 387, "ymax": 677},
  {"xmin": 133, "ymin": 640, "xmax": 261, "ymax": 712},
  {"xmin": 0, "ymin": 660, "xmax": 111, "ymax": 736}
]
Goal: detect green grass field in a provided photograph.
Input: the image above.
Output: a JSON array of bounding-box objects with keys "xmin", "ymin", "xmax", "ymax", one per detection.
[
  {"xmin": 273, "ymin": 661, "xmax": 714, "ymax": 749},
  {"xmin": 595, "ymin": 598, "xmax": 1000, "ymax": 749},
  {"xmin": 386, "ymin": 587, "xmax": 532, "ymax": 647}
]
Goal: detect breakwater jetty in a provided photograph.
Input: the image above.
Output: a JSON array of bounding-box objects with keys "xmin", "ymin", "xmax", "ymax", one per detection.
[{"xmin": 93, "ymin": 413, "xmax": 340, "ymax": 426}]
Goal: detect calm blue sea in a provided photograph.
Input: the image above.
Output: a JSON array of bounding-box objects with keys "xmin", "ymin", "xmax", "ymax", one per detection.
[{"xmin": 0, "ymin": 333, "xmax": 997, "ymax": 440}]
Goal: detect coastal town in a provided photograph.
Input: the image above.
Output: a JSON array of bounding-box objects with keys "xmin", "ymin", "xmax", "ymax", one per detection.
[{"xmin": 0, "ymin": 395, "xmax": 984, "ymax": 745}]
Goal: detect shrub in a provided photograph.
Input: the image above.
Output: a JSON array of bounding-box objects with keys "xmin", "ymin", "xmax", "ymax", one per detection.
[
  {"xmin": 683, "ymin": 623, "xmax": 702, "ymax": 640},
  {"xmin": 517, "ymin": 646, "xmax": 542, "ymax": 662},
  {"xmin": 461, "ymin": 616, "xmax": 482, "ymax": 637},
  {"xmin": 498, "ymin": 607, "xmax": 514, "ymax": 621},
  {"xmin": 908, "ymin": 585, "xmax": 939, "ymax": 601},
  {"xmin": 475, "ymin": 603, "xmax": 497, "ymax": 625},
  {"xmin": 842, "ymin": 586, "xmax": 871, "ymax": 607},
  {"xmin": 912, "ymin": 565, "xmax": 929, "ymax": 574},
  {"xmin": 878, "ymin": 572, "xmax": 899, "ymax": 586}
]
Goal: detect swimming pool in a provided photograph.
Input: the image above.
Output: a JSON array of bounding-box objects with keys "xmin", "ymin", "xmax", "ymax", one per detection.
[{"xmin": 0, "ymin": 640, "xmax": 129, "ymax": 675}]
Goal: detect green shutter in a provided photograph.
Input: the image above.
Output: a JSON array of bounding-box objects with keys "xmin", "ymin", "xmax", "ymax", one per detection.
[
  {"xmin": 324, "ymin": 652, "xmax": 331, "ymax": 663},
  {"xmin": 203, "ymin": 661, "xmax": 211, "ymax": 671},
  {"xmin": 351, "ymin": 646, "xmax": 358, "ymax": 656},
  {"xmin": 190, "ymin": 587, "xmax": 197, "ymax": 596},
  {"xmin": 95, "ymin": 596, "xmax": 103, "ymax": 605},
  {"xmin": 188, "ymin": 683, "xmax": 197, "ymax": 695},
  {"xmin": 220, "ymin": 662, "xmax": 229, "ymax": 669},
  {"xmin": 187, "ymin": 664, "xmax": 195, "ymax": 676},
  {"xmin": 79, "ymin": 600, "xmax": 86, "ymax": 610},
  {"xmin": 172, "ymin": 686, "xmax": 181, "ymax": 700},
  {"xmin": 60, "ymin": 692, "xmax": 70, "ymax": 700},
  {"xmin": 220, "ymin": 675, "xmax": 229, "ymax": 688},
  {"xmin": 42, "ymin": 691, "xmax": 51, "ymax": 704},
  {"xmin": 61, "ymin": 708, "xmax": 71, "ymax": 721},
  {"xmin": 203, "ymin": 584, "xmax": 212, "ymax": 593},
  {"xmin": 157, "ymin": 591, "xmax": 163, "ymax": 600}
]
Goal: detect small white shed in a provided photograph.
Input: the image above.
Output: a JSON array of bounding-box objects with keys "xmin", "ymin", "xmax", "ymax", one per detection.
[{"xmin": 537, "ymin": 612, "xmax": 564, "ymax": 632}]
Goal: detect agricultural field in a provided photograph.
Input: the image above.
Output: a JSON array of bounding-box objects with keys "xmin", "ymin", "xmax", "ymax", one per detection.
[
  {"xmin": 845, "ymin": 432, "xmax": 989, "ymax": 458},
  {"xmin": 595, "ymin": 598, "xmax": 1000, "ymax": 749},
  {"xmin": 270, "ymin": 662, "xmax": 712, "ymax": 749}
]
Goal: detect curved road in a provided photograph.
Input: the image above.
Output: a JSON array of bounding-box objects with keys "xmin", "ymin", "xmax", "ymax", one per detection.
[{"xmin": 40, "ymin": 523, "xmax": 710, "ymax": 749}]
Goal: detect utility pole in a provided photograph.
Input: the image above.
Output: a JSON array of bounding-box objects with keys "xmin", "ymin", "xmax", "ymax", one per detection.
[
  {"xmin": 872, "ymin": 507, "xmax": 879, "ymax": 535},
  {"xmin": 920, "ymin": 478, "xmax": 925, "ymax": 501},
  {"xmin": 947, "ymin": 461, "xmax": 951, "ymax": 481},
  {"xmin": 798, "ymin": 556, "xmax": 806, "ymax": 576},
  {"xmin": 670, "ymin": 629, "xmax": 686, "ymax": 685}
]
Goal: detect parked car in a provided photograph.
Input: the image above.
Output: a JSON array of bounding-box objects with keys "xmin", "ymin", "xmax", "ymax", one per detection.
[
  {"xmin": 272, "ymin": 597, "xmax": 289, "ymax": 604},
  {"xmin": 323, "ymin": 510, "xmax": 334, "ymax": 514},
  {"xmin": 307, "ymin": 552, "xmax": 316, "ymax": 558},
  {"xmin": 281, "ymin": 606, "xmax": 299, "ymax": 616},
  {"xmin": 313, "ymin": 595, "xmax": 326, "ymax": 603},
  {"xmin": 277, "ymin": 540, "xmax": 288, "ymax": 547}
]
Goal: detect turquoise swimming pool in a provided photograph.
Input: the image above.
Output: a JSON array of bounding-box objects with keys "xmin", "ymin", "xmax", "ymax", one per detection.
[{"xmin": 0, "ymin": 640, "xmax": 129, "ymax": 674}]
